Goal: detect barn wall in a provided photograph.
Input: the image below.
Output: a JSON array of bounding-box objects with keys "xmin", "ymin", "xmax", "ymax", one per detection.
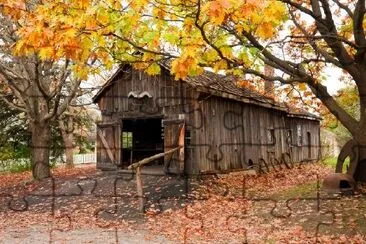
[
  {"xmin": 188, "ymin": 97, "xmax": 246, "ymax": 173},
  {"xmin": 286, "ymin": 117, "xmax": 320, "ymax": 162},
  {"xmin": 188, "ymin": 96, "xmax": 285, "ymax": 173},
  {"xmin": 188, "ymin": 96, "xmax": 320, "ymax": 174}
]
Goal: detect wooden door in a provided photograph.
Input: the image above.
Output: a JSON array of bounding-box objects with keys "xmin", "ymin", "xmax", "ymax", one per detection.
[
  {"xmin": 163, "ymin": 119, "xmax": 185, "ymax": 174},
  {"xmin": 96, "ymin": 123, "xmax": 121, "ymax": 170}
]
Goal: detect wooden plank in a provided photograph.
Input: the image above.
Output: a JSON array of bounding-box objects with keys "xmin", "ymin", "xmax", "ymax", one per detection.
[
  {"xmin": 116, "ymin": 123, "xmax": 122, "ymax": 166},
  {"xmin": 136, "ymin": 167, "xmax": 144, "ymax": 212},
  {"xmin": 97, "ymin": 130, "xmax": 115, "ymax": 163},
  {"xmin": 178, "ymin": 124, "xmax": 185, "ymax": 172}
]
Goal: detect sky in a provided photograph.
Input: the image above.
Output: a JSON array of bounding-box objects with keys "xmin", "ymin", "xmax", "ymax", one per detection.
[{"xmin": 322, "ymin": 67, "xmax": 347, "ymax": 95}]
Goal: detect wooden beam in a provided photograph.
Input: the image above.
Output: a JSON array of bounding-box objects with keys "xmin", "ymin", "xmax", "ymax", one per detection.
[
  {"xmin": 127, "ymin": 147, "xmax": 181, "ymax": 170},
  {"xmin": 178, "ymin": 124, "xmax": 185, "ymax": 173}
]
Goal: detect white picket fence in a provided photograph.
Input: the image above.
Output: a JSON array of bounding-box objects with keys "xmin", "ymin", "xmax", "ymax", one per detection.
[
  {"xmin": 72, "ymin": 153, "xmax": 96, "ymax": 164},
  {"xmin": 57, "ymin": 153, "xmax": 96, "ymax": 164}
]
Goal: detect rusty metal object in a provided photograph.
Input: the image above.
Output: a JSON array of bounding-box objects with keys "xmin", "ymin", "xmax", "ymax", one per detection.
[
  {"xmin": 322, "ymin": 173, "xmax": 355, "ymax": 194},
  {"xmin": 335, "ymin": 140, "xmax": 366, "ymax": 182}
]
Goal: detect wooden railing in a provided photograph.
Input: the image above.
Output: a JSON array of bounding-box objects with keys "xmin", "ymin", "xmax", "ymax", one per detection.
[{"xmin": 127, "ymin": 147, "xmax": 181, "ymax": 212}]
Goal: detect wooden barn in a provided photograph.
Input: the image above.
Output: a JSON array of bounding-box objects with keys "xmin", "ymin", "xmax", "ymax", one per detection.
[{"xmin": 93, "ymin": 63, "xmax": 321, "ymax": 175}]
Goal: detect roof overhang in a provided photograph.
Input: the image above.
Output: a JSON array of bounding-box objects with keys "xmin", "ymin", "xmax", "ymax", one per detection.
[{"xmin": 92, "ymin": 63, "xmax": 321, "ymax": 121}]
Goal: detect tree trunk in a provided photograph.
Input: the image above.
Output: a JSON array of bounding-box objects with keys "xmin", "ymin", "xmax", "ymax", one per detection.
[
  {"xmin": 59, "ymin": 118, "xmax": 74, "ymax": 168},
  {"xmin": 347, "ymin": 133, "xmax": 366, "ymax": 182},
  {"xmin": 63, "ymin": 133, "xmax": 74, "ymax": 168},
  {"xmin": 353, "ymin": 140, "xmax": 366, "ymax": 182},
  {"xmin": 30, "ymin": 121, "xmax": 51, "ymax": 180},
  {"xmin": 336, "ymin": 139, "xmax": 358, "ymax": 174},
  {"xmin": 336, "ymin": 135, "xmax": 366, "ymax": 182}
]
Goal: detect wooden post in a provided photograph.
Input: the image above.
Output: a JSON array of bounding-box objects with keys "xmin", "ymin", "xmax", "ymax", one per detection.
[
  {"xmin": 127, "ymin": 147, "xmax": 181, "ymax": 213},
  {"xmin": 178, "ymin": 124, "xmax": 185, "ymax": 173},
  {"xmin": 136, "ymin": 166, "xmax": 144, "ymax": 212},
  {"xmin": 130, "ymin": 149, "xmax": 133, "ymax": 165}
]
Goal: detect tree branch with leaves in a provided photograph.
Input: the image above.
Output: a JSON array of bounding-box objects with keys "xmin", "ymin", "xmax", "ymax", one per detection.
[{"xmin": 3, "ymin": 0, "xmax": 366, "ymax": 179}]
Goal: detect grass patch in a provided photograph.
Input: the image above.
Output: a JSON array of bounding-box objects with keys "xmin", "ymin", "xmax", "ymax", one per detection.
[
  {"xmin": 322, "ymin": 157, "xmax": 337, "ymax": 168},
  {"xmin": 270, "ymin": 181, "xmax": 318, "ymax": 200},
  {"xmin": 321, "ymin": 157, "xmax": 350, "ymax": 171}
]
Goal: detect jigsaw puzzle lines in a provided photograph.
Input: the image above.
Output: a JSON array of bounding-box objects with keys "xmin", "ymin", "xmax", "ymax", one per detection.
[
  {"xmin": 0, "ymin": 95, "xmax": 365, "ymax": 243},
  {"xmin": 1, "ymin": 162, "xmax": 365, "ymax": 243}
]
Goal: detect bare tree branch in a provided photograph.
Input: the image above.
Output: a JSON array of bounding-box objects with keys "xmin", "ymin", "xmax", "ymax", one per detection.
[
  {"xmin": 332, "ymin": 0, "xmax": 354, "ymax": 17},
  {"xmin": 353, "ymin": 0, "xmax": 366, "ymax": 49}
]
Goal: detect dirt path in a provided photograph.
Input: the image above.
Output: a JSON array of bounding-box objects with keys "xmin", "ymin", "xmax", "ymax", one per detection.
[
  {"xmin": 0, "ymin": 166, "xmax": 193, "ymax": 243},
  {"xmin": 1, "ymin": 226, "xmax": 171, "ymax": 244}
]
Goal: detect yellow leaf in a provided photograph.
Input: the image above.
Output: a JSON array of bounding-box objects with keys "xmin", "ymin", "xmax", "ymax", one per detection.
[
  {"xmin": 73, "ymin": 64, "xmax": 89, "ymax": 80},
  {"xmin": 206, "ymin": 1, "xmax": 226, "ymax": 25},
  {"xmin": 183, "ymin": 18, "xmax": 194, "ymax": 32},
  {"xmin": 63, "ymin": 28, "xmax": 77, "ymax": 39},
  {"xmin": 204, "ymin": 49, "xmax": 219, "ymax": 62},
  {"xmin": 256, "ymin": 22, "xmax": 275, "ymax": 39},
  {"xmin": 39, "ymin": 47, "xmax": 54, "ymax": 60},
  {"xmin": 146, "ymin": 63, "xmax": 161, "ymax": 75},
  {"xmin": 214, "ymin": 60, "xmax": 227, "ymax": 72},
  {"xmin": 76, "ymin": 0, "xmax": 90, "ymax": 9},
  {"xmin": 220, "ymin": 46, "xmax": 233, "ymax": 59},
  {"xmin": 171, "ymin": 56, "xmax": 197, "ymax": 80},
  {"xmin": 97, "ymin": 9, "xmax": 109, "ymax": 25},
  {"xmin": 298, "ymin": 83, "xmax": 307, "ymax": 91}
]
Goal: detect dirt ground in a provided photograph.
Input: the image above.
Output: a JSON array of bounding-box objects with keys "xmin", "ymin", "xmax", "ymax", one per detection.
[
  {"xmin": 0, "ymin": 166, "xmax": 194, "ymax": 243},
  {"xmin": 1, "ymin": 163, "xmax": 366, "ymax": 243}
]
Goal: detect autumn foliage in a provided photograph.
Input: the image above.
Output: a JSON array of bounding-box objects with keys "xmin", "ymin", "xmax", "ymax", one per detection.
[
  {"xmin": 0, "ymin": 0, "xmax": 286, "ymax": 80},
  {"xmin": 3, "ymin": 0, "xmax": 366, "ymax": 179}
]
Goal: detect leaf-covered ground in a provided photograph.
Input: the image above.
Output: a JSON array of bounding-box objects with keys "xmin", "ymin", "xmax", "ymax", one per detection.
[
  {"xmin": 147, "ymin": 163, "xmax": 366, "ymax": 243},
  {"xmin": 1, "ymin": 163, "xmax": 366, "ymax": 243}
]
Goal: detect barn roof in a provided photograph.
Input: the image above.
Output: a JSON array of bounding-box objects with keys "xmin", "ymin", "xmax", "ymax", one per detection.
[{"xmin": 93, "ymin": 63, "xmax": 320, "ymax": 120}]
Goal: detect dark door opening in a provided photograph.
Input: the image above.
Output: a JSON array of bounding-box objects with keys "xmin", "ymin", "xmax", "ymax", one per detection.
[{"xmin": 121, "ymin": 118, "xmax": 164, "ymax": 167}]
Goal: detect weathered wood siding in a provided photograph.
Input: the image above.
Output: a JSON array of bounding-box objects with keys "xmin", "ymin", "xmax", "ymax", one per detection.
[
  {"xmin": 96, "ymin": 66, "xmax": 197, "ymax": 170},
  {"xmin": 96, "ymin": 66, "xmax": 321, "ymax": 174},
  {"xmin": 286, "ymin": 117, "xmax": 320, "ymax": 163},
  {"xmin": 96, "ymin": 123, "xmax": 121, "ymax": 170},
  {"xmin": 98, "ymin": 66, "xmax": 196, "ymax": 122},
  {"xmin": 187, "ymin": 96, "xmax": 320, "ymax": 174}
]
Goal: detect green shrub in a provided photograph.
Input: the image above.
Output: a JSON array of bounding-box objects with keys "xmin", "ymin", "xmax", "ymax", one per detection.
[
  {"xmin": 8, "ymin": 160, "xmax": 32, "ymax": 173},
  {"xmin": 0, "ymin": 158, "xmax": 32, "ymax": 173}
]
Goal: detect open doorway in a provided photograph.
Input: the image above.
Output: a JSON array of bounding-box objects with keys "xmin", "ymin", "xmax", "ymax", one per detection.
[{"xmin": 121, "ymin": 118, "xmax": 164, "ymax": 167}]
